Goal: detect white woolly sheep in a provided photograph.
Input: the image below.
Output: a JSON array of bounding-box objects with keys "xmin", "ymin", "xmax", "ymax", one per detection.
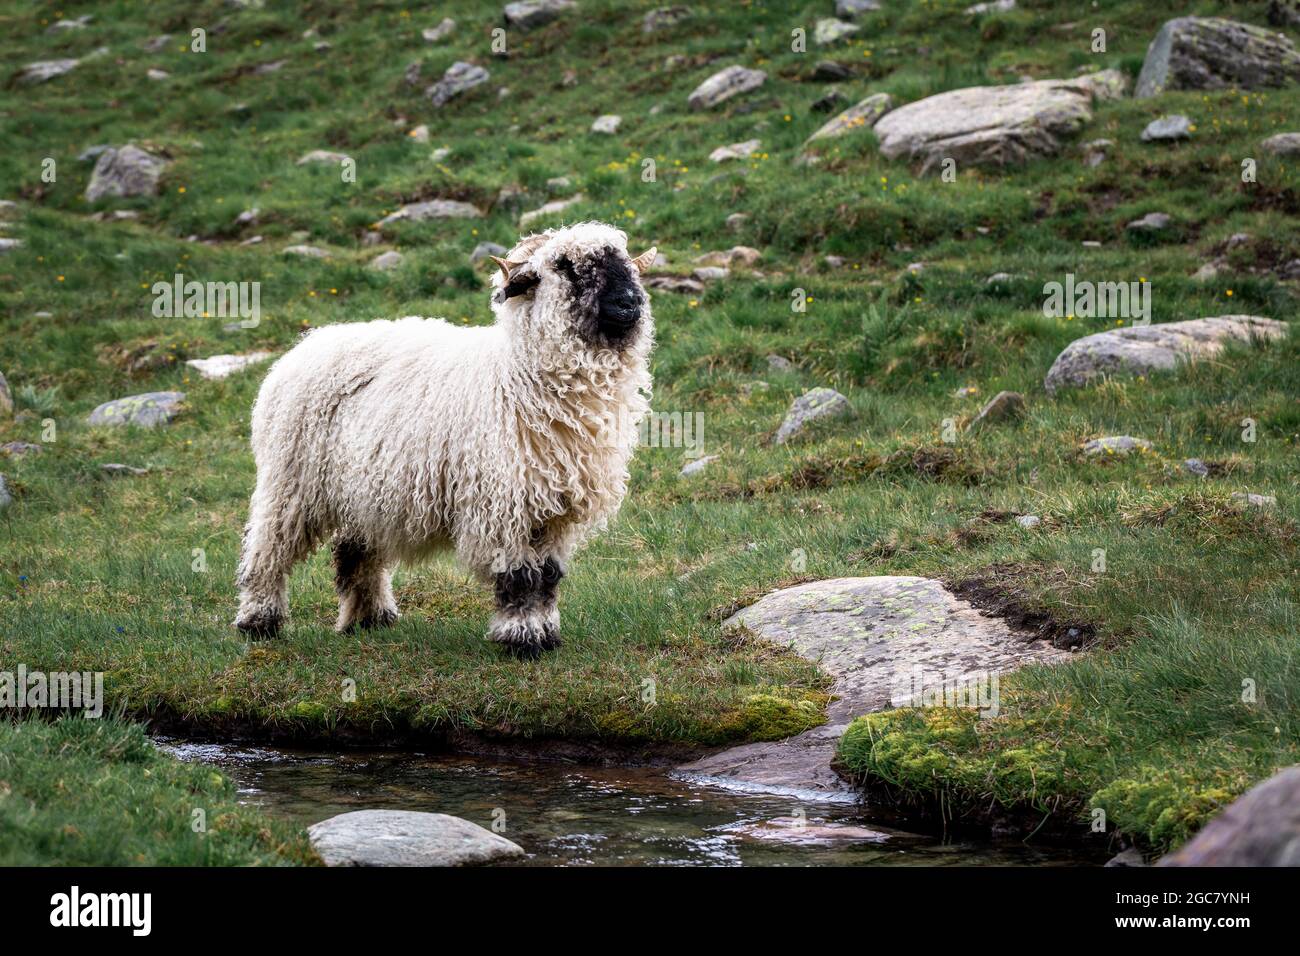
[{"xmin": 234, "ymin": 221, "xmax": 657, "ymax": 657}]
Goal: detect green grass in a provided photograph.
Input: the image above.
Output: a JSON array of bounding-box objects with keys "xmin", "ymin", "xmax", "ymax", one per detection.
[
  {"xmin": 0, "ymin": 716, "xmax": 316, "ymax": 865},
  {"xmin": 1, "ymin": 0, "xmax": 1298, "ymax": 860}
]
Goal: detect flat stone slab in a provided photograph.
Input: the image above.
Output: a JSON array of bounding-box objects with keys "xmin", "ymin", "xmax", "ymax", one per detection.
[
  {"xmin": 1043, "ymin": 315, "xmax": 1285, "ymax": 393},
  {"xmin": 309, "ymin": 809, "xmax": 524, "ymax": 867},
  {"xmin": 873, "ymin": 71, "xmax": 1124, "ymax": 174},
  {"xmin": 677, "ymin": 576, "xmax": 1068, "ymax": 800}
]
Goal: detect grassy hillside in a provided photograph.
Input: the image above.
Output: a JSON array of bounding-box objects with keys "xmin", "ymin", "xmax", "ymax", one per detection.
[{"xmin": 1, "ymin": 0, "xmax": 1298, "ymax": 859}]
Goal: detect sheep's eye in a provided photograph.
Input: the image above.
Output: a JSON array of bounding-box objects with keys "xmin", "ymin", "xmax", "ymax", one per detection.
[
  {"xmin": 502, "ymin": 271, "xmax": 540, "ymax": 299},
  {"xmin": 555, "ymin": 255, "xmax": 582, "ymax": 286}
]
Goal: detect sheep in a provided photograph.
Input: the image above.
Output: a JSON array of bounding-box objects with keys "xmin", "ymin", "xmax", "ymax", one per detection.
[{"xmin": 234, "ymin": 221, "xmax": 656, "ymax": 657}]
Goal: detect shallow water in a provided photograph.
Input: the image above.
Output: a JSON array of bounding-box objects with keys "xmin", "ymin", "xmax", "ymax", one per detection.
[{"xmin": 161, "ymin": 740, "xmax": 1105, "ymax": 867}]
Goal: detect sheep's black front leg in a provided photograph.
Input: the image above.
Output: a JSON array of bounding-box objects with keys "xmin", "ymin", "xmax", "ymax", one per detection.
[{"xmin": 489, "ymin": 558, "xmax": 564, "ymax": 659}]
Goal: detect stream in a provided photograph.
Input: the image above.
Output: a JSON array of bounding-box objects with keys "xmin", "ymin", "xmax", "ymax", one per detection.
[{"xmin": 161, "ymin": 739, "xmax": 1107, "ymax": 866}]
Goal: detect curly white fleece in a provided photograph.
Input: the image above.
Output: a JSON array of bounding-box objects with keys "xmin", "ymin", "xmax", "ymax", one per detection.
[{"xmin": 236, "ymin": 222, "xmax": 653, "ymax": 626}]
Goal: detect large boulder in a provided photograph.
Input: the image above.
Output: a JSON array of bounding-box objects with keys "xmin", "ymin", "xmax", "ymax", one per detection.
[
  {"xmin": 1043, "ymin": 315, "xmax": 1286, "ymax": 393},
  {"xmin": 1161, "ymin": 767, "xmax": 1300, "ymax": 866},
  {"xmin": 87, "ymin": 391, "xmax": 186, "ymax": 428},
  {"xmin": 426, "ymin": 61, "xmax": 489, "ymax": 107},
  {"xmin": 687, "ymin": 65, "xmax": 766, "ymax": 110},
  {"xmin": 873, "ymin": 71, "xmax": 1125, "ymax": 175},
  {"xmin": 1135, "ymin": 17, "xmax": 1300, "ymax": 99},
  {"xmin": 677, "ymin": 577, "xmax": 1068, "ymax": 798},
  {"xmin": 308, "ymin": 810, "xmax": 524, "ymax": 866},
  {"xmin": 84, "ymin": 146, "xmax": 169, "ymax": 202}
]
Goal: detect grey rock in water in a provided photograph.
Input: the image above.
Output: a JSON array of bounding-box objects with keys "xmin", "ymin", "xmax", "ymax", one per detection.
[
  {"xmin": 379, "ymin": 199, "xmax": 483, "ymax": 226},
  {"xmin": 308, "ymin": 809, "xmax": 524, "ymax": 866},
  {"xmin": 774, "ymin": 387, "xmax": 851, "ymax": 444},
  {"xmin": 88, "ymin": 391, "xmax": 186, "ymax": 428},
  {"xmin": 676, "ymin": 576, "xmax": 1067, "ymax": 799},
  {"xmin": 1260, "ymin": 131, "xmax": 1300, "ymax": 155},
  {"xmin": 427, "ymin": 61, "xmax": 490, "ymax": 107},
  {"xmin": 688, "ymin": 65, "xmax": 767, "ymax": 110},
  {"xmin": 1141, "ymin": 114, "xmax": 1192, "ymax": 142},
  {"xmin": 643, "ymin": 6, "xmax": 691, "ymax": 32},
  {"xmin": 85, "ymin": 146, "xmax": 169, "ymax": 202},
  {"xmin": 503, "ymin": 0, "xmax": 576, "ymax": 31},
  {"xmin": 1082, "ymin": 436, "xmax": 1153, "ymax": 457},
  {"xmin": 969, "ymin": 390, "xmax": 1025, "ymax": 429},
  {"xmin": 1135, "ymin": 17, "xmax": 1300, "ymax": 99},
  {"xmin": 1044, "ymin": 315, "xmax": 1285, "ymax": 393},
  {"xmin": 1160, "ymin": 767, "xmax": 1300, "ymax": 866},
  {"xmin": 872, "ymin": 71, "xmax": 1126, "ymax": 174}
]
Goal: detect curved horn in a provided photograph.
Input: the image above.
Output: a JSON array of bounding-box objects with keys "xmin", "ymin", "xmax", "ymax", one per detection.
[
  {"xmin": 630, "ymin": 247, "xmax": 658, "ymax": 274},
  {"xmin": 489, "ymin": 255, "xmax": 516, "ymax": 280}
]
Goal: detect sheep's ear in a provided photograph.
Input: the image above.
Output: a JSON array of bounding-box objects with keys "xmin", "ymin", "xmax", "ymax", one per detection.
[{"xmin": 630, "ymin": 247, "xmax": 658, "ymax": 274}]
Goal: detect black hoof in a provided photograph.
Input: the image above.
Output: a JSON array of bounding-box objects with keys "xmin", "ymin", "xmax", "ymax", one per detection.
[
  {"xmin": 490, "ymin": 618, "xmax": 561, "ymax": 659},
  {"xmin": 353, "ymin": 608, "xmax": 399, "ymax": 631},
  {"xmin": 234, "ymin": 610, "xmax": 282, "ymax": 639}
]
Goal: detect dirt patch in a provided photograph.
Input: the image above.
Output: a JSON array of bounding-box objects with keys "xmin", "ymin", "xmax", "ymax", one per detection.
[{"xmin": 947, "ymin": 565, "xmax": 1098, "ymax": 650}]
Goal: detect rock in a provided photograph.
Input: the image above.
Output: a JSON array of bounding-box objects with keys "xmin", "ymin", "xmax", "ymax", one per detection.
[
  {"xmin": 709, "ymin": 139, "xmax": 761, "ymax": 162},
  {"xmin": 970, "ymin": 390, "xmax": 1025, "ymax": 429},
  {"xmin": 1014, "ymin": 514, "xmax": 1041, "ymax": 529},
  {"xmin": 422, "ymin": 18, "xmax": 455, "ymax": 42},
  {"xmin": 1260, "ymin": 131, "xmax": 1300, "ymax": 155},
  {"xmin": 836, "ymin": 0, "xmax": 881, "ymax": 17},
  {"xmin": 0, "ymin": 200, "xmax": 19, "ymax": 217},
  {"xmin": 147, "ymin": 69, "xmax": 170, "ymax": 82},
  {"xmin": 101, "ymin": 463, "xmax": 149, "ymax": 477},
  {"xmin": 308, "ymin": 809, "xmax": 524, "ymax": 867},
  {"xmin": 427, "ymin": 61, "xmax": 490, "ymax": 107},
  {"xmin": 726, "ymin": 213, "xmax": 749, "ymax": 232},
  {"xmin": 590, "ymin": 114, "xmax": 621, "ymax": 134},
  {"xmin": 1044, "ymin": 316, "xmax": 1286, "ymax": 393},
  {"xmin": 687, "ymin": 65, "xmax": 766, "ymax": 110},
  {"xmin": 1135, "ymin": 17, "xmax": 1300, "ymax": 99},
  {"xmin": 1232, "ymin": 492, "xmax": 1278, "ymax": 508},
  {"xmin": 297, "ymin": 150, "xmax": 352, "ymax": 166},
  {"xmin": 252, "ymin": 60, "xmax": 288, "ymax": 76},
  {"xmin": 767, "ymin": 354, "xmax": 794, "ymax": 372},
  {"xmin": 676, "ymin": 577, "xmax": 1067, "ymax": 799},
  {"xmin": 814, "ymin": 18, "xmax": 859, "ymax": 45},
  {"xmin": 966, "ymin": 0, "xmax": 1015, "ymax": 12},
  {"xmin": 429, "ymin": 147, "xmax": 452, "ymax": 163},
  {"xmin": 87, "ymin": 391, "xmax": 186, "ymax": 428},
  {"xmin": 643, "ymin": 6, "xmax": 690, "ymax": 32},
  {"xmin": 471, "ymin": 241, "xmax": 509, "ymax": 263},
  {"xmin": 986, "ymin": 272, "xmax": 1016, "ymax": 284},
  {"xmin": 680, "ymin": 454, "xmax": 718, "ymax": 477},
  {"xmin": 545, "ymin": 176, "xmax": 571, "ymax": 191},
  {"xmin": 1127, "ymin": 211, "xmax": 1173, "ymax": 232},
  {"xmin": 368, "ymin": 251, "xmax": 404, "ymax": 271},
  {"xmin": 185, "ymin": 353, "xmax": 273, "ymax": 380},
  {"xmin": 406, "ymin": 124, "xmax": 431, "ymax": 144},
  {"xmin": 824, "ymin": 255, "xmax": 846, "ymax": 268},
  {"xmin": 810, "ymin": 88, "xmax": 847, "ymax": 113},
  {"xmin": 48, "ymin": 15, "xmax": 92, "ymax": 31},
  {"xmin": 1, "ymin": 442, "xmax": 41, "ymax": 458},
  {"xmin": 1081, "ymin": 138, "xmax": 1113, "ymax": 167},
  {"xmin": 235, "ymin": 207, "xmax": 260, "ymax": 226},
  {"xmin": 0, "ymin": 238, "xmax": 21, "ymax": 254},
  {"xmin": 1160, "ymin": 767, "xmax": 1300, "ymax": 866},
  {"xmin": 90, "ymin": 210, "xmax": 140, "ymax": 223},
  {"xmin": 953, "ymin": 385, "xmax": 979, "ymax": 397},
  {"xmin": 85, "ymin": 146, "xmax": 169, "ymax": 203},
  {"xmin": 518, "ymin": 194, "xmax": 583, "ymax": 228},
  {"xmin": 1082, "ymin": 436, "xmax": 1153, "ymax": 457},
  {"xmin": 693, "ymin": 246, "xmax": 760, "ymax": 268},
  {"xmin": 1141, "ymin": 114, "xmax": 1192, "ymax": 142},
  {"xmin": 774, "ymin": 388, "xmax": 850, "ymax": 444},
  {"xmin": 728, "ymin": 817, "xmax": 889, "ymax": 845},
  {"xmin": 642, "ymin": 275, "xmax": 704, "ymax": 294},
  {"xmin": 313, "ymin": 41, "xmax": 332, "ymax": 52},
  {"xmin": 0, "ymin": 474, "xmax": 10, "ymax": 509},
  {"xmin": 873, "ymin": 72, "xmax": 1124, "ymax": 174},
  {"xmin": 692, "ymin": 266, "xmax": 729, "ymax": 282},
  {"xmin": 812, "ymin": 60, "xmax": 853, "ymax": 82},
  {"xmin": 143, "ymin": 35, "xmax": 172, "ymax": 53},
  {"xmin": 379, "ymin": 199, "xmax": 484, "ymax": 226},
  {"xmin": 239, "ymin": 235, "xmax": 264, "ymax": 246},
  {"xmin": 0, "ymin": 371, "xmax": 11, "ymax": 418},
  {"xmin": 803, "ymin": 93, "xmax": 893, "ymax": 146},
  {"xmin": 1183, "ymin": 458, "xmax": 1211, "ymax": 477},
  {"xmin": 15, "ymin": 59, "xmax": 80, "ymax": 84},
  {"xmin": 1105, "ymin": 848, "xmax": 1147, "ymax": 867},
  {"xmin": 283, "ymin": 244, "xmax": 331, "ymax": 258},
  {"xmin": 503, "ymin": 0, "xmax": 576, "ymax": 31}
]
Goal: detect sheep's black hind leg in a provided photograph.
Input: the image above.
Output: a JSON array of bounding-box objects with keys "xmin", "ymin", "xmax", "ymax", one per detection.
[
  {"xmin": 489, "ymin": 558, "xmax": 564, "ymax": 659},
  {"xmin": 333, "ymin": 538, "xmax": 399, "ymax": 632}
]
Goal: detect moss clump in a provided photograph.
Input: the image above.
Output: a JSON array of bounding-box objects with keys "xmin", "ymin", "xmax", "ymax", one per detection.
[
  {"xmin": 727, "ymin": 693, "xmax": 828, "ymax": 741},
  {"xmin": 1091, "ymin": 767, "xmax": 1241, "ymax": 849}
]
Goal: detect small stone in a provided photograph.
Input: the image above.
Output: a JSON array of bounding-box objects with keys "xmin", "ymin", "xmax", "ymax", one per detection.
[
  {"xmin": 235, "ymin": 207, "xmax": 260, "ymax": 226},
  {"xmin": 1141, "ymin": 114, "xmax": 1192, "ymax": 142},
  {"xmin": 591, "ymin": 114, "xmax": 621, "ymax": 135},
  {"xmin": 0, "ymin": 371, "xmax": 12, "ymax": 418},
  {"xmin": 518, "ymin": 194, "xmax": 583, "ymax": 228},
  {"xmin": 379, "ymin": 200, "xmax": 483, "ymax": 226},
  {"xmin": 252, "ymin": 59, "xmax": 288, "ymax": 76},
  {"xmin": 88, "ymin": 391, "xmax": 186, "ymax": 428},
  {"xmin": 427, "ymin": 61, "xmax": 490, "ymax": 108},
  {"xmin": 503, "ymin": 0, "xmax": 575, "ymax": 31},
  {"xmin": 85, "ymin": 146, "xmax": 169, "ymax": 203},
  {"xmin": 1105, "ymin": 848, "xmax": 1146, "ymax": 867},
  {"xmin": 1231, "ymin": 492, "xmax": 1277, "ymax": 508},
  {"xmin": 767, "ymin": 354, "xmax": 794, "ymax": 373},
  {"xmin": 965, "ymin": 0, "xmax": 1015, "ymax": 12},
  {"xmin": 16, "ymin": 59, "xmax": 80, "ymax": 85},
  {"xmin": 186, "ymin": 353, "xmax": 273, "ymax": 380},
  {"xmin": 811, "ymin": 88, "xmax": 847, "ymax": 113},
  {"xmin": 1183, "ymin": 458, "xmax": 1210, "ymax": 477},
  {"xmin": 297, "ymin": 149, "xmax": 352, "ymax": 166},
  {"xmin": 811, "ymin": 60, "xmax": 852, "ymax": 82},
  {"xmin": 313, "ymin": 41, "xmax": 332, "ymax": 52},
  {"xmin": 0, "ymin": 474, "xmax": 10, "ymax": 509},
  {"xmin": 1, "ymin": 442, "xmax": 42, "ymax": 458},
  {"xmin": 1081, "ymin": 138, "xmax": 1112, "ymax": 167},
  {"xmin": 146, "ymin": 68, "xmax": 170, "ymax": 81},
  {"xmin": 694, "ymin": 246, "xmax": 760, "ymax": 269},
  {"xmin": 1127, "ymin": 211, "xmax": 1173, "ymax": 231},
  {"xmin": 680, "ymin": 455, "xmax": 719, "ymax": 477},
  {"xmin": 969, "ymin": 390, "xmax": 1025, "ymax": 429},
  {"xmin": 143, "ymin": 35, "xmax": 172, "ymax": 52},
  {"xmin": 643, "ymin": 275, "xmax": 704, "ymax": 294},
  {"xmin": 283, "ymin": 244, "xmax": 331, "ymax": 258},
  {"xmin": 239, "ymin": 235, "xmax": 264, "ymax": 246},
  {"xmin": 308, "ymin": 809, "xmax": 524, "ymax": 867},
  {"xmin": 774, "ymin": 387, "xmax": 851, "ymax": 444},
  {"xmin": 692, "ymin": 266, "xmax": 729, "ymax": 282},
  {"xmin": 688, "ymin": 65, "xmax": 766, "ymax": 110},
  {"xmin": 986, "ymin": 272, "xmax": 1016, "ymax": 284},
  {"xmin": 725, "ymin": 213, "xmax": 749, "ymax": 232},
  {"xmin": 709, "ymin": 139, "xmax": 761, "ymax": 163},
  {"xmin": 422, "ymin": 18, "xmax": 456, "ymax": 42},
  {"xmin": 836, "ymin": 0, "xmax": 881, "ymax": 18},
  {"xmin": 471, "ymin": 241, "xmax": 509, "ymax": 263},
  {"xmin": 1260, "ymin": 132, "xmax": 1300, "ymax": 156},
  {"xmin": 368, "ymin": 251, "xmax": 405, "ymax": 271},
  {"xmin": 1082, "ymin": 436, "xmax": 1153, "ymax": 457},
  {"xmin": 1014, "ymin": 514, "xmax": 1041, "ymax": 529},
  {"xmin": 101, "ymin": 463, "xmax": 150, "ymax": 477},
  {"xmin": 814, "ymin": 18, "xmax": 859, "ymax": 45},
  {"xmin": 824, "ymin": 255, "xmax": 845, "ymax": 268},
  {"xmin": 643, "ymin": 6, "xmax": 691, "ymax": 32},
  {"xmin": 0, "ymin": 238, "xmax": 21, "ymax": 254}
]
